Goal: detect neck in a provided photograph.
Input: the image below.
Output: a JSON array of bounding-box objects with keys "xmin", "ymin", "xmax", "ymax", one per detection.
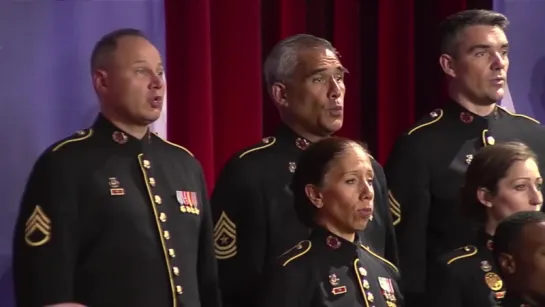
[
  {"xmin": 449, "ymin": 84, "xmax": 496, "ymax": 117},
  {"xmin": 282, "ymin": 119, "xmax": 330, "ymax": 143},
  {"xmin": 101, "ymin": 110, "xmax": 149, "ymax": 139},
  {"xmin": 316, "ymin": 217, "xmax": 356, "ymax": 242},
  {"xmin": 484, "ymin": 218, "xmax": 498, "ymax": 237}
]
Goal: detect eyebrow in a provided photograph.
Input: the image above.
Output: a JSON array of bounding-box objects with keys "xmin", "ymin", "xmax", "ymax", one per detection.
[
  {"xmin": 308, "ymin": 66, "xmax": 349, "ymax": 76},
  {"xmin": 468, "ymin": 43, "xmax": 509, "ymax": 52},
  {"xmin": 133, "ymin": 60, "xmax": 164, "ymax": 68},
  {"xmin": 342, "ymin": 170, "xmax": 374, "ymax": 177},
  {"xmin": 511, "ymin": 177, "xmax": 543, "ymax": 181}
]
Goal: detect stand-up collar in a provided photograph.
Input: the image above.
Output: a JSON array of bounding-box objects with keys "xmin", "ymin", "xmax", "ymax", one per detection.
[
  {"xmin": 310, "ymin": 226, "xmax": 362, "ymax": 257},
  {"xmin": 92, "ymin": 113, "xmax": 153, "ymax": 151},
  {"xmin": 274, "ymin": 124, "xmax": 313, "ymax": 151},
  {"xmin": 443, "ymin": 100, "xmax": 501, "ymax": 125}
]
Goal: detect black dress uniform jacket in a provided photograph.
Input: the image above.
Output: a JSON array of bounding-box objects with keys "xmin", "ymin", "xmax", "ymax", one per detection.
[
  {"xmin": 211, "ymin": 124, "xmax": 399, "ymax": 307},
  {"xmin": 427, "ymin": 230, "xmax": 506, "ymax": 307},
  {"xmin": 258, "ymin": 227, "xmax": 403, "ymax": 307},
  {"xmin": 384, "ymin": 102, "xmax": 545, "ymax": 305},
  {"xmin": 12, "ymin": 114, "xmax": 221, "ymax": 307}
]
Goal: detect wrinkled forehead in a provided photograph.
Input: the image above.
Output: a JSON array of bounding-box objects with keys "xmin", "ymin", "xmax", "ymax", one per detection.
[{"xmin": 294, "ymin": 47, "xmax": 343, "ymax": 75}]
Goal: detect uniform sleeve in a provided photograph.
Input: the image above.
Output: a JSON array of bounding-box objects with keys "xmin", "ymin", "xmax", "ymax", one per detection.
[
  {"xmin": 12, "ymin": 153, "xmax": 81, "ymax": 306},
  {"xmin": 427, "ymin": 259, "xmax": 463, "ymax": 307},
  {"xmin": 196, "ymin": 167, "xmax": 222, "ymax": 307},
  {"xmin": 384, "ymin": 134, "xmax": 431, "ymax": 304},
  {"xmin": 257, "ymin": 262, "xmax": 312, "ymax": 307},
  {"xmin": 210, "ymin": 158, "xmax": 267, "ymax": 307},
  {"xmin": 374, "ymin": 160, "xmax": 399, "ymax": 267}
]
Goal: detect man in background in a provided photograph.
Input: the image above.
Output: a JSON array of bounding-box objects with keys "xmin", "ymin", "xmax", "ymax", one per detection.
[
  {"xmin": 385, "ymin": 9, "xmax": 545, "ymax": 306},
  {"xmin": 211, "ymin": 33, "xmax": 398, "ymax": 307},
  {"xmin": 12, "ymin": 28, "xmax": 221, "ymax": 307},
  {"xmin": 494, "ymin": 210, "xmax": 545, "ymax": 307}
]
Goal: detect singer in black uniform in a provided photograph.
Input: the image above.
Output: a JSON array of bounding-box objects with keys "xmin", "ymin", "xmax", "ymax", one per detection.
[
  {"xmin": 211, "ymin": 34, "xmax": 398, "ymax": 307},
  {"xmin": 494, "ymin": 211, "xmax": 545, "ymax": 307},
  {"xmin": 12, "ymin": 29, "xmax": 221, "ymax": 307},
  {"xmin": 258, "ymin": 137, "xmax": 402, "ymax": 307},
  {"xmin": 384, "ymin": 10, "xmax": 545, "ymax": 306},
  {"xmin": 427, "ymin": 142, "xmax": 543, "ymax": 307}
]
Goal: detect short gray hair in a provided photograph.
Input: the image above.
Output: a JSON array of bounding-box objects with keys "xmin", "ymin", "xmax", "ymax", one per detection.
[{"xmin": 263, "ymin": 34, "xmax": 336, "ymax": 95}]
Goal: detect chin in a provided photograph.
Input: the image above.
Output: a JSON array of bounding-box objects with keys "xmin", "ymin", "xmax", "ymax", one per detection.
[
  {"xmin": 141, "ymin": 114, "xmax": 161, "ymax": 125},
  {"xmin": 325, "ymin": 120, "xmax": 343, "ymax": 134},
  {"xmin": 354, "ymin": 221, "xmax": 369, "ymax": 232},
  {"xmin": 492, "ymin": 89, "xmax": 505, "ymax": 101}
]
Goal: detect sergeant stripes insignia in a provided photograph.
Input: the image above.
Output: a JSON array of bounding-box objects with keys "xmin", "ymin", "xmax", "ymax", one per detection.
[
  {"xmin": 214, "ymin": 211, "xmax": 237, "ymax": 259},
  {"xmin": 24, "ymin": 205, "xmax": 51, "ymax": 247},
  {"xmin": 388, "ymin": 191, "xmax": 401, "ymax": 226}
]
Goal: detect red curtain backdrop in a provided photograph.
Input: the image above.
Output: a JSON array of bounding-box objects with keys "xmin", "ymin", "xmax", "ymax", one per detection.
[{"xmin": 164, "ymin": 0, "xmax": 492, "ymax": 193}]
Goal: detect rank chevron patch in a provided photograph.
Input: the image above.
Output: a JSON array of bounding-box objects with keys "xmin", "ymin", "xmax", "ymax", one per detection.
[
  {"xmin": 24, "ymin": 205, "xmax": 51, "ymax": 247},
  {"xmin": 214, "ymin": 211, "xmax": 237, "ymax": 259}
]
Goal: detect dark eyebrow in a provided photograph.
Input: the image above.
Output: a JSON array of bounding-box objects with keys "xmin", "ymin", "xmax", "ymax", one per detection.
[
  {"xmin": 510, "ymin": 177, "xmax": 543, "ymax": 183},
  {"xmin": 468, "ymin": 44, "xmax": 490, "ymax": 52},
  {"xmin": 342, "ymin": 169, "xmax": 374, "ymax": 177},
  {"xmin": 468, "ymin": 43, "xmax": 509, "ymax": 53}
]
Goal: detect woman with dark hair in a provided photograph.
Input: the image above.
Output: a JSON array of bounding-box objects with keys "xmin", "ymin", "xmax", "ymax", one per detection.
[
  {"xmin": 258, "ymin": 137, "xmax": 403, "ymax": 307},
  {"xmin": 427, "ymin": 141, "xmax": 543, "ymax": 307}
]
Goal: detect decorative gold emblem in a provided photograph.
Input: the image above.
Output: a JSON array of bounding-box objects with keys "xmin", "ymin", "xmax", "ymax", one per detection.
[
  {"xmin": 484, "ymin": 272, "xmax": 503, "ymax": 291},
  {"xmin": 159, "ymin": 212, "xmax": 167, "ymax": 222},
  {"xmin": 359, "ymin": 267, "xmax": 367, "ymax": 276},
  {"xmin": 143, "ymin": 160, "xmax": 151, "ymax": 169},
  {"xmin": 487, "ymin": 136, "xmax": 495, "ymax": 146}
]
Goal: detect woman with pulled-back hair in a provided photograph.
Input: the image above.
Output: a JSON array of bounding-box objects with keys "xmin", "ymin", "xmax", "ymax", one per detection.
[
  {"xmin": 258, "ymin": 137, "xmax": 403, "ymax": 307},
  {"xmin": 427, "ymin": 142, "xmax": 543, "ymax": 307}
]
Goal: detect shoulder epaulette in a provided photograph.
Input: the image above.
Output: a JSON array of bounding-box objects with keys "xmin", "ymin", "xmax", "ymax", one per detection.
[
  {"xmin": 408, "ymin": 109, "xmax": 444, "ymax": 135},
  {"xmin": 277, "ymin": 240, "xmax": 311, "ymax": 267},
  {"xmin": 238, "ymin": 136, "xmax": 276, "ymax": 159},
  {"xmin": 360, "ymin": 244, "xmax": 399, "ymax": 272},
  {"xmin": 497, "ymin": 105, "xmax": 540, "ymax": 124},
  {"xmin": 446, "ymin": 245, "xmax": 478, "ymax": 265},
  {"xmin": 51, "ymin": 129, "xmax": 94, "ymax": 152},
  {"xmin": 156, "ymin": 135, "xmax": 194, "ymax": 157}
]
